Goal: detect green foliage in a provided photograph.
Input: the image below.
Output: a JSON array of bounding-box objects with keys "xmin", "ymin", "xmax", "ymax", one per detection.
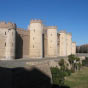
[
  {"xmin": 82, "ymin": 57, "xmax": 88, "ymax": 66},
  {"xmin": 77, "ymin": 63, "xmax": 82, "ymax": 70},
  {"xmin": 76, "ymin": 57, "xmax": 80, "ymax": 62},
  {"xmin": 68, "ymin": 55, "xmax": 76, "ymax": 64},
  {"xmin": 65, "ymin": 69, "xmax": 72, "ymax": 76},
  {"xmin": 59, "ymin": 59, "xmax": 66, "ymax": 72},
  {"xmin": 68, "ymin": 54, "xmax": 81, "ymax": 71},
  {"xmin": 59, "ymin": 59, "xmax": 72, "ymax": 76},
  {"xmin": 50, "ymin": 67, "xmax": 65, "ymax": 86},
  {"xmin": 85, "ymin": 57, "xmax": 88, "ymax": 60},
  {"xmin": 82, "ymin": 60, "xmax": 86, "ymax": 66},
  {"xmin": 50, "ymin": 67, "xmax": 72, "ymax": 86},
  {"xmin": 59, "ymin": 59, "xmax": 64, "ymax": 67}
]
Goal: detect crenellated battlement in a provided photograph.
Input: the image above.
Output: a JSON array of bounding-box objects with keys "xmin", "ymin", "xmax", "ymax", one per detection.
[
  {"xmin": 59, "ymin": 30, "xmax": 66, "ymax": 34},
  {"xmin": 0, "ymin": 22, "xmax": 16, "ymax": 29},
  {"xmin": 47, "ymin": 26, "xmax": 57, "ymax": 29},
  {"xmin": 67, "ymin": 32, "xmax": 72, "ymax": 36},
  {"xmin": 72, "ymin": 42, "xmax": 76, "ymax": 44},
  {"xmin": 0, "ymin": 19, "xmax": 76, "ymax": 60},
  {"xmin": 17, "ymin": 28, "xmax": 29, "ymax": 35},
  {"xmin": 30, "ymin": 19, "xmax": 42, "ymax": 24}
]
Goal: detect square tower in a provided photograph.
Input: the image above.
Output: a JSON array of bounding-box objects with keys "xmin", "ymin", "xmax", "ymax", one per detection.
[
  {"xmin": 28, "ymin": 20, "xmax": 43, "ymax": 58},
  {"xmin": 58, "ymin": 31, "xmax": 67, "ymax": 56},
  {"xmin": 45, "ymin": 26, "xmax": 57, "ymax": 57},
  {"xmin": 72, "ymin": 42, "xmax": 76, "ymax": 55},
  {"xmin": 66, "ymin": 33, "xmax": 72, "ymax": 56}
]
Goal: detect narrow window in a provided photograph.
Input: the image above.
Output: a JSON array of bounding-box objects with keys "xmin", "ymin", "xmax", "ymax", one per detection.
[
  {"xmin": 5, "ymin": 42, "xmax": 6, "ymax": 47},
  {"xmin": 33, "ymin": 37, "xmax": 34, "ymax": 40},
  {"xmin": 34, "ymin": 29, "xmax": 35, "ymax": 32},
  {"xmin": 33, "ymin": 45, "xmax": 34, "ymax": 48},
  {"xmin": 5, "ymin": 32, "xmax": 6, "ymax": 35},
  {"xmin": 12, "ymin": 43, "xmax": 13, "ymax": 47},
  {"xmin": 51, "ymin": 33, "xmax": 52, "ymax": 36}
]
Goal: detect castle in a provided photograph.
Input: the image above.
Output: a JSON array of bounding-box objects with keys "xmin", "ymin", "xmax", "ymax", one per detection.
[{"xmin": 0, "ymin": 20, "xmax": 76, "ymax": 60}]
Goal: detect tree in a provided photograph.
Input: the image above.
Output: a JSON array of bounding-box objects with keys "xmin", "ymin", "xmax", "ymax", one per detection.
[{"xmin": 68, "ymin": 55, "xmax": 81, "ymax": 72}]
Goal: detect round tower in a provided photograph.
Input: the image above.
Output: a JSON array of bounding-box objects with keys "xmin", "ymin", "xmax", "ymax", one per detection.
[
  {"xmin": 28, "ymin": 20, "xmax": 43, "ymax": 58},
  {"xmin": 46, "ymin": 26, "xmax": 57, "ymax": 57},
  {"xmin": 5, "ymin": 22, "xmax": 16, "ymax": 60}
]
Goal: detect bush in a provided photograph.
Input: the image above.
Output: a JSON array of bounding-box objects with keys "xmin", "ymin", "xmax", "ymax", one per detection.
[
  {"xmin": 68, "ymin": 54, "xmax": 81, "ymax": 71},
  {"xmin": 65, "ymin": 69, "xmax": 72, "ymax": 76},
  {"xmin": 82, "ymin": 60, "xmax": 86, "ymax": 66},
  {"xmin": 50, "ymin": 67, "xmax": 65, "ymax": 86},
  {"xmin": 50, "ymin": 67, "xmax": 72, "ymax": 86},
  {"xmin": 85, "ymin": 57, "xmax": 88, "ymax": 60},
  {"xmin": 82, "ymin": 58, "xmax": 88, "ymax": 66}
]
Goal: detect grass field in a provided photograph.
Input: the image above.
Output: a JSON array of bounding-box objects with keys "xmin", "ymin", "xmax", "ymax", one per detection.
[{"xmin": 65, "ymin": 67, "xmax": 88, "ymax": 88}]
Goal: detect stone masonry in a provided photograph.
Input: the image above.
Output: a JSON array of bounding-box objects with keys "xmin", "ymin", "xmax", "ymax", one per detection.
[
  {"xmin": 0, "ymin": 22, "xmax": 16, "ymax": 60},
  {"xmin": 0, "ymin": 20, "xmax": 76, "ymax": 60}
]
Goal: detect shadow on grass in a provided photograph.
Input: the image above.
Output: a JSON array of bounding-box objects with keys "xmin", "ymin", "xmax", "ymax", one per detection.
[
  {"xmin": 0, "ymin": 67, "xmax": 70, "ymax": 88},
  {"xmin": 52, "ymin": 84, "xmax": 70, "ymax": 88}
]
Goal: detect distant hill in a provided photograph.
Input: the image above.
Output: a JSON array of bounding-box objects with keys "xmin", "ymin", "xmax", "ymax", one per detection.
[{"xmin": 76, "ymin": 44, "xmax": 88, "ymax": 53}]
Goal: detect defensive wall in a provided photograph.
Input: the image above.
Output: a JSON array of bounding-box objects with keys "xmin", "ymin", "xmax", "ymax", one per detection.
[{"xmin": 0, "ymin": 20, "xmax": 76, "ymax": 60}]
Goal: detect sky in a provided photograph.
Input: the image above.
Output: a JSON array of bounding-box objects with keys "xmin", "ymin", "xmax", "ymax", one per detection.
[{"xmin": 0, "ymin": 0, "xmax": 88, "ymax": 45}]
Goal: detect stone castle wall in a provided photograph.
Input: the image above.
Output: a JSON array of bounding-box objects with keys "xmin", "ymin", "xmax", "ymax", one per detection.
[
  {"xmin": 58, "ymin": 31, "xmax": 67, "ymax": 56},
  {"xmin": 0, "ymin": 28, "xmax": 6, "ymax": 59},
  {"xmin": 72, "ymin": 42, "xmax": 76, "ymax": 55},
  {"xmin": 0, "ymin": 20, "xmax": 76, "ymax": 60},
  {"xmin": 16, "ymin": 29, "xmax": 29, "ymax": 58},
  {"xmin": 44, "ymin": 28, "xmax": 47, "ymax": 57},
  {"xmin": 28, "ymin": 20, "xmax": 43, "ymax": 58},
  {"xmin": 46, "ymin": 26, "xmax": 57, "ymax": 57},
  {"xmin": 66, "ymin": 33, "xmax": 72, "ymax": 56},
  {"xmin": 0, "ymin": 22, "xmax": 16, "ymax": 60}
]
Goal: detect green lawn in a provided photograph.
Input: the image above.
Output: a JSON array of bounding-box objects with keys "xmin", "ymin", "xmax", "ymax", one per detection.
[{"xmin": 65, "ymin": 67, "xmax": 88, "ymax": 88}]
